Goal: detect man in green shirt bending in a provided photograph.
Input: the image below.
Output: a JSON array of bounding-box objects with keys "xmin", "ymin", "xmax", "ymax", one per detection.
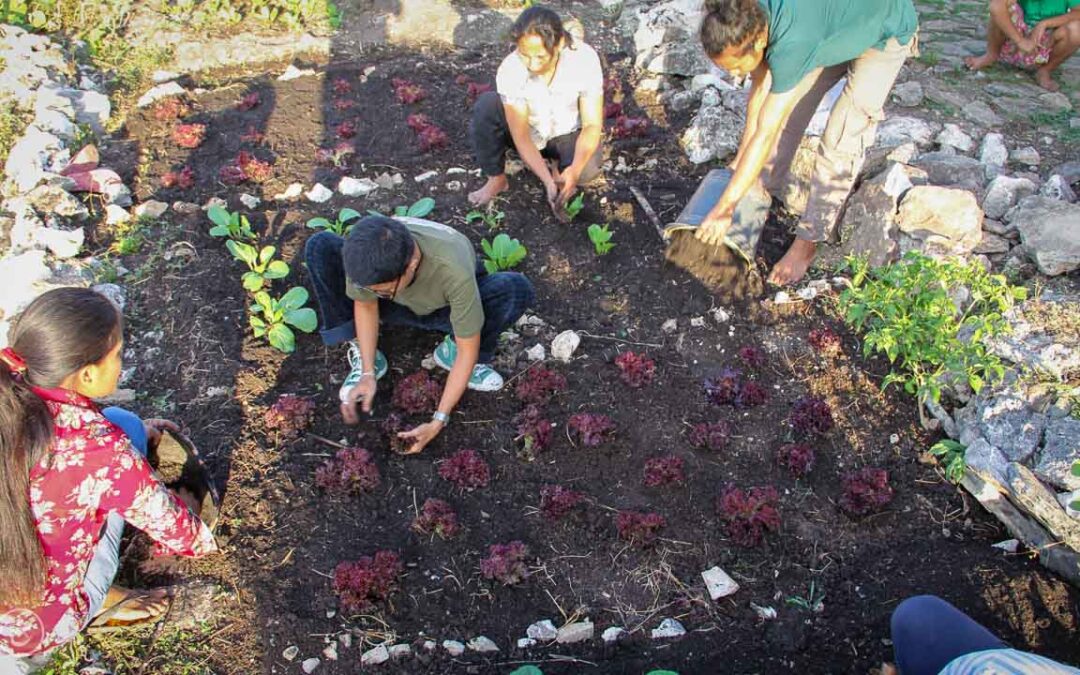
[
  {"xmin": 966, "ymin": 0, "xmax": 1080, "ymax": 91},
  {"xmin": 305, "ymin": 215, "xmax": 534, "ymax": 455},
  {"xmin": 693, "ymin": 0, "xmax": 918, "ymax": 285}
]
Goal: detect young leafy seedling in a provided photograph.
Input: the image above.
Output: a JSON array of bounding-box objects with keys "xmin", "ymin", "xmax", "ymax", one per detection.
[
  {"xmin": 226, "ymin": 240, "xmax": 290, "ymax": 292},
  {"xmin": 717, "ymin": 486, "xmax": 781, "ymax": 547},
  {"xmin": 249, "ymin": 287, "xmax": 318, "ymax": 353},
  {"xmin": 480, "ymin": 542, "xmax": 529, "ymax": 586},
  {"xmin": 333, "ymin": 551, "xmax": 402, "ymax": 613},
  {"xmin": 466, "ymin": 207, "xmax": 506, "ymax": 231},
  {"xmin": 264, "ymin": 394, "xmax": 315, "ymax": 439},
  {"xmin": 395, "ymin": 197, "xmax": 435, "ymax": 218},
  {"xmin": 307, "ymin": 207, "xmax": 362, "ymax": 236},
  {"xmin": 481, "ymin": 233, "xmax": 527, "ymax": 273},
  {"xmin": 929, "ymin": 439, "xmax": 966, "ymax": 483},
  {"xmin": 587, "ymin": 223, "xmax": 615, "ymax": 255},
  {"xmin": 839, "ymin": 468, "xmax": 894, "ymax": 515},
  {"xmin": 564, "ymin": 192, "xmax": 585, "ymax": 220},
  {"xmin": 316, "ymin": 447, "xmax": 381, "ymax": 495},
  {"xmin": 207, "ymin": 205, "xmax": 256, "ymax": 241}
]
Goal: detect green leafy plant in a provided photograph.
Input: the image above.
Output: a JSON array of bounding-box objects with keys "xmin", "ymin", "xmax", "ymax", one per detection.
[
  {"xmin": 929, "ymin": 439, "xmax": 966, "ymax": 483},
  {"xmin": 226, "ymin": 240, "xmax": 290, "ymax": 292},
  {"xmin": 208, "ymin": 204, "xmax": 256, "ymax": 241},
  {"xmin": 785, "ymin": 579, "xmax": 825, "ymax": 613},
  {"xmin": 367, "ymin": 197, "xmax": 436, "ymax": 220},
  {"xmin": 481, "ymin": 233, "xmax": 527, "ymax": 273},
  {"xmin": 564, "ymin": 192, "xmax": 584, "ymax": 220},
  {"xmin": 465, "ymin": 207, "xmax": 505, "ymax": 231},
  {"xmin": 587, "ymin": 223, "xmax": 615, "ymax": 255},
  {"xmin": 839, "ymin": 252, "xmax": 1026, "ymax": 419},
  {"xmin": 306, "ymin": 207, "xmax": 362, "ymax": 236},
  {"xmin": 249, "ymin": 287, "xmax": 317, "ymax": 353}
]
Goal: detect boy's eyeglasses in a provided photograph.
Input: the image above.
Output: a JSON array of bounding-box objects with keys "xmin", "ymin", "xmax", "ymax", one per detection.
[{"xmin": 365, "ymin": 276, "xmax": 400, "ymax": 300}]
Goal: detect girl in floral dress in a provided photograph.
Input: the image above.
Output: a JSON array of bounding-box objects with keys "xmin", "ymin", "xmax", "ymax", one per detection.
[
  {"xmin": 965, "ymin": 0, "xmax": 1080, "ymax": 92},
  {"xmin": 0, "ymin": 288, "xmax": 217, "ymax": 670}
]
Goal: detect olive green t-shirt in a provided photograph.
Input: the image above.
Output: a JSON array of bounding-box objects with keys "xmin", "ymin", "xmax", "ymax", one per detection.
[
  {"xmin": 760, "ymin": 0, "xmax": 919, "ymax": 94},
  {"xmin": 1021, "ymin": 0, "xmax": 1080, "ymax": 25},
  {"xmin": 345, "ymin": 217, "xmax": 484, "ymax": 338}
]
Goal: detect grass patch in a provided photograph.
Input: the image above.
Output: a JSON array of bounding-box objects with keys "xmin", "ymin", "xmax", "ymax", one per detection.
[
  {"xmin": 41, "ymin": 622, "xmax": 220, "ymax": 675},
  {"xmin": 917, "ymin": 48, "xmax": 941, "ymax": 68},
  {"xmin": 1029, "ymin": 109, "xmax": 1080, "ymax": 143}
]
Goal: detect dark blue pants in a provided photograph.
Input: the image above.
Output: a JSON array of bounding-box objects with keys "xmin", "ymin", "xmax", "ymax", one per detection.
[
  {"xmin": 304, "ymin": 231, "xmax": 534, "ymax": 364},
  {"xmin": 891, "ymin": 595, "xmax": 1008, "ymax": 675}
]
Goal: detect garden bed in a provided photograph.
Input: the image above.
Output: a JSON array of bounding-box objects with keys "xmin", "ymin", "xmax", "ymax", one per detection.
[{"xmin": 100, "ymin": 45, "xmax": 1080, "ymax": 673}]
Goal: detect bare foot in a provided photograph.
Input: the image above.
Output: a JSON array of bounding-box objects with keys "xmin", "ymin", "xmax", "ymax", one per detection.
[
  {"xmin": 1035, "ymin": 68, "xmax": 1060, "ymax": 92},
  {"xmin": 964, "ymin": 52, "xmax": 998, "ymax": 70},
  {"xmin": 92, "ymin": 586, "xmax": 170, "ymax": 625},
  {"xmin": 468, "ymin": 175, "xmax": 509, "ymax": 207},
  {"xmin": 767, "ymin": 238, "xmax": 817, "ymax": 286}
]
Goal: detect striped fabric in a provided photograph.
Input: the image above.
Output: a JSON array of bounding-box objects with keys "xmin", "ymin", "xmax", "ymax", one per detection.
[{"xmin": 941, "ymin": 648, "xmax": 1080, "ymax": 675}]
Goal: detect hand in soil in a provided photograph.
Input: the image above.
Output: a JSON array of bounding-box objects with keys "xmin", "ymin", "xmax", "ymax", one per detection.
[
  {"xmin": 341, "ymin": 377, "xmax": 377, "ymax": 425},
  {"xmin": 143, "ymin": 418, "xmax": 181, "ymax": 453},
  {"xmin": 397, "ymin": 419, "xmax": 444, "ymax": 455},
  {"xmin": 556, "ymin": 166, "xmax": 580, "ymax": 208},
  {"xmin": 695, "ymin": 212, "xmax": 732, "ymax": 245},
  {"xmin": 93, "ymin": 586, "xmax": 170, "ymax": 625}
]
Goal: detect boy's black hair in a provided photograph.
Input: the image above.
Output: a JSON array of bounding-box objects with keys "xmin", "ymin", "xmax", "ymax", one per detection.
[
  {"xmin": 342, "ymin": 215, "xmax": 414, "ymax": 287},
  {"xmin": 509, "ymin": 5, "xmax": 572, "ymax": 54},
  {"xmin": 700, "ymin": 0, "xmax": 767, "ymax": 57}
]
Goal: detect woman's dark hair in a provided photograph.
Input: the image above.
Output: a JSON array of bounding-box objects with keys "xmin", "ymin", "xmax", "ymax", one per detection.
[
  {"xmin": 509, "ymin": 5, "xmax": 572, "ymax": 54},
  {"xmin": 700, "ymin": 0, "xmax": 768, "ymax": 57},
  {"xmin": 343, "ymin": 215, "xmax": 415, "ymax": 287},
  {"xmin": 0, "ymin": 287, "xmax": 122, "ymax": 607}
]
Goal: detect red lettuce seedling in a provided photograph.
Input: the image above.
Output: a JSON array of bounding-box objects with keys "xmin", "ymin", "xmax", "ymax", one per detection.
[
  {"xmin": 616, "ymin": 511, "xmax": 665, "ymax": 547},
  {"xmin": 735, "ymin": 380, "xmax": 769, "ymax": 408},
  {"xmin": 603, "ymin": 101, "xmax": 622, "ymax": 119},
  {"xmin": 336, "ymin": 120, "xmax": 358, "ymax": 139},
  {"xmin": 235, "ymin": 91, "xmax": 260, "ymax": 111},
  {"xmin": 315, "ymin": 447, "xmax": 381, "ymax": 494},
  {"xmin": 717, "ymin": 486, "xmax": 781, "ymax": 547},
  {"xmin": 515, "ymin": 367, "xmax": 567, "ymax": 406},
  {"xmin": 391, "ymin": 371, "xmax": 441, "ymax": 414},
  {"xmin": 411, "ymin": 498, "xmax": 460, "ymax": 538},
  {"xmin": 614, "ymin": 351, "xmax": 655, "ymax": 388},
  {"xmin": 611, "ymin": 116, "xmax": 649, "ymax": 139},
  {"xmin": 152, "ymin": 97, "xmax": 189, "ymax": 121},
  {"xmin": 439, "ymin": 449, "xmax": 490, "ymax": 490},
  {"xmin": 466, "ymin": 81, "xmax": 492, "ymax": 102},
  {"xmin": 738, "ymin": 346, "xmax": 765, "ymax": 370},
  {"xmin": 405, "ymin": 114, "xmax": 448, "ymax": 152},
  {"xmin": 689, "ymin": 421, "xmax": 731, "ymax": 451},
  {"xmin": 381, "ymin": 412, "xmax": 410, "ymax": 455},
  {"xmin": 808, "ymin": 328, "xmax": 842, "ymax": 357},
  {"xmin": 539, "ymin": 484, "xmax": 584, "ymax": 521},
  {"xmin": 776, "ymin": 443, "xmax": 815, "ymax": 478},
  {"xmin": 333, "ymin": 97, "xmax": 354, "ymax": 111},
  {"xmin": 315, "ymin": 141, "xmax": 356, "ymax": 171},
  {"xmin": 172, "ymin": 123, "xmax": 206, "ymax": 149},
  {"xmin": 218, "ymin": 163, "xmax": 246, "ymax": 186},
  {"xmin": 161, "ymin": 165, "xmax": 194, "ymax": 189},
  {"xmin": 643, "ymin": 455, "xmax": 685, "ymax": 487},
  {"xmin": 239, "ymin": 126, "xmax": 265, "ymax": 144},
  {"xmin": 480, "ymin": 541, "xmax": 529, "ymax": 585},
  {"xmin": 704, "ymin": 367, "xmax": 742, "ymax": 406},
  {"xmin": 219, "ymin": 151, "xmax": 273, "ymax": 185},
  {"xmin": 333, "ymin": 550, "xmax": 402, "ymax": 613},
  {"xmin": 332, "ymin": 77, "xmax": 352, "ymax": 95},
  {"xmin": 789, "ymin": 396, "xmax": 834, "ymax": 436},
  {"xmin": 840, "ymin": 468, "xmax": 893, "ymax": 515},
  {"xmin": 392, "ymin": 78, "xmax": 426, "ymax": 104},
  {"xmin": 568, "ymin": 413, "xmax": 615, "ymax": 447},
  {"xmin": 514, "ymin": 404, "xmax": 552, "ymax": 458},
  {"xmin": 264, "ymin": 394, "xmax": 315, "ymax": 439}
]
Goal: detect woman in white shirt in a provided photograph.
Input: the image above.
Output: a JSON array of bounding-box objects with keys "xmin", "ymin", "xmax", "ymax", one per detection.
[{"xmin": 467, "ymin": 5, "xmax": 604, "ymax": 220}]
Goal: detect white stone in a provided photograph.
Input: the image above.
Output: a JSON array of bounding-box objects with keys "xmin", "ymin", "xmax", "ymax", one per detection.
[
  {"xmin": 651, "ymin": 618, "xmax": 686, "ymax": 639},
  {"xmin": 388, "ymin": 644, "xmax": 411, "ymax": 659},
  {"xmin": 105, "ymin": 204, "xmax": 130, "ymax": 225},
  {"xmin": 321, "ymin": 644, "xmax": 338, "ymax": 661},
  {"xmin": 442, "ymin": 640, "xmax": 465, "ymax": 656},
  {"xmin": 1059, "ymin": 491, "xmax": 1080, "ymax": 519},
  {"xmin": 414, "ymin": 170, "xmax": 439, "ymax": 183},
  {"xmin": 422, "ymin": 640, "xmax": 436, "ymax": 651},
  {"xmin": 661, "ymin": 318, "xmax": 678, "ymax": 334},
  {"xmin": 527, "ymin": 620, "xmax": 558, "ymax": 641},
  {"xmin": 633, "ymin": 0, "xmax": 712, "ymax": 76},
  {"xmin": 556, "ymin": 620, "xmax": 594, "ymax": 644},
  {"xmin": 551, "ymin": 330, "xmax": 581, "ymax": 362},
  {"xmin": 897, "ymin": 186, "xmax": 983, "ymax": 254},
  {"xmin": 360, "ymin": 645, "xmax": 389, "ymax": 665},
  {"xmin": 133, "ymin": 200, "xmax": 169, "ymax": 219},
  {"xmin": 992, "ymin": 539, "xmax": 1020, "ymax": 553},
  {"xmin": 978, "ymin": 133, "xmax": 1008, "ymax": 169},
  {"xmin": 92, "ymin": 283, "xmax": 125, "ymax": 310},
  {"xmin": 152, "ymin": 70, "xmax": 180, "ymax": 83},
  {"xmin": 5, "ymin": 126, "xmax": 61, "ymax": 192},
  {"xmin": 282, "ymin": 646, "xmax": 299, "ymax": 661},
  {"xmin": 278, "ymin": 64, "xmax": 316, "ymax": 81},
  {"xmin": 338, "ymin": 633, "xmax": 352, "ymax": 649},
  {"xmin": 681, "ymin": 105, "xmax": 741, "ymax": 164},
  {"xmin": 701, "ymin": 566, "xmax": 740, "ymax": 600},
  {"xmin": 306, "ymin": 183, "xmax": 333, "ymax": 203},
  {"xmin": 936, "ymin": 124, "xmax": 973, "ymax": 153},
  {"xmin": 446, "ymin": 180, "xmax": 463, "ymax": 192},
  {"xmin": 796, "ymin": 286, "xmax": 818, "ymax": 301},
  {"xmin": 203, "ymin": 197, "xmax": 227, "ymax": 212},
  {"xmin": 338, "ymin": 176, "xmax": 379, "ymax": 197},
  {"xmin": 466, "ymin": 636, "xmax": 499, "ymax": 653},
  {"xmin": 1010, "ymin": 146, "xmax": 1041, "ymax": 166},
  {"xmin": 301, "ymin": 657, "xmax": 320, "ymax": 673},
  {"xmin": 1011, "ymin": 196, "xmax": 1080, "ymax": 275},
  {"xmin": 274, "ymin": 183, "xmax": 304, "ymax": 201},
  {"xmin": 34, "ymin": 108, "xmax": 76, "ymax": 139},
  {"xmin": 66, "ymin": 89, "xmax": 110, "ymax": 134},
  {"xmin": 876, "ymin": 116, "xmax": 934, "ymax": 148},
  {"xmin": 711, "ymin": 307, "xmax": 730, "ymax": 323},
  {"xmin": 983, "ymin": 175, "xmax": 1037, "ymax": 220},
  {"xmin": 892, "ymin": 81, "xmax": 924, "ymax": 107},
  {"xmin": 136, "ymin": 81, "xmax": 186, "ymax": 108},
  {"xmin": 774, "ymin": 291, "xmax": 792, "ymax": 304},
  {"xmin": 25, "ymin": 184, "xmax": 88, "ymax": 219},
  {"xmin": 37, "ymin": 226, "xmax": 84, "ymax": 259},
  {"xmin": 517, "ymin": 638, "xmax": 537, "ymax": 649},
  {"xmin": 751, "ymin": 603, "xmax": 778, "ymax": 620},
  {"xmin": 525, "ymin": 344, "xmax": 546, "ymax": 361},
  {"xmin": 1040, "ymin": 175, "xmax": 1077, "ymax": 203},
  {"xmin": 601, "ymin": 626, "xmax": 627, "ymax": 644}
]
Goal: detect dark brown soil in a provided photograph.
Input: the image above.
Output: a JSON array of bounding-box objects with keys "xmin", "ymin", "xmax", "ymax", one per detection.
[{"xmin": 104, "ymin": 42, "xmax": 1080, "ymax": 675}]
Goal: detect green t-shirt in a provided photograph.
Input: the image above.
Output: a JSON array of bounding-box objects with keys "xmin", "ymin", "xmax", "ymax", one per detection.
[
  {"xmin": 760, "ymin": 0, "xmax": 919, "ymax": 93},
  {"xmin": 345, "ymin": 217, "xmax": 485, "ymax": 338},
  {"xmin": 1020, "ymin": 0, "xmax": 1080, "ymax": 25}
]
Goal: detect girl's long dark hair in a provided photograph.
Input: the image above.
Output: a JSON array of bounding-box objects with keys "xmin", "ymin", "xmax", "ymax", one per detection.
[
  {"xmin": 0, "ymin": 287, "xmax": 121, "ymax": 607},
  {"xmin": 700, "ymin": 0, "xmax": 768, "ymax": 57},
  {"xmin": 509, "ymin": 5, "xmax": 573, "ymax": 54}
]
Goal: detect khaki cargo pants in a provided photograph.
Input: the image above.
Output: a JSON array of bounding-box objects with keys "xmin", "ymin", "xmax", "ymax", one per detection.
[{"xmin": 761, "ymin": 35, "xmax": 918, "ymax": 242}]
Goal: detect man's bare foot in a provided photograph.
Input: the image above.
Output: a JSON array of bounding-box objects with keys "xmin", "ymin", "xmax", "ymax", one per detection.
[
  {"xmin": 1035, "ymin": 68, "xmax": 1061, "ymax": 91},
  {"xmin": 92, "ymin": 586, "xmax": 170, "ymax": 625},
  {"xmin": 468, "ymin": 175, "xmax": 509, "ymax": 206},
  {"xmin": 767, "ymin": 238, "xmax": 817, "ymax": 286},
  {"xmin": 964, "ymin": 52, "xmax": 998, "ymax": 70}
]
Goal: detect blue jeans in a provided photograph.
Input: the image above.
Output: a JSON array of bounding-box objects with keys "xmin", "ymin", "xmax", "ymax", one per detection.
[
  {"xmin": 891, "ymin": 595, "xmax": 1008, "ymax": 674},
  {"xmin": 304, "ymin": 230, "xmax": 535, "ymax": 363}
]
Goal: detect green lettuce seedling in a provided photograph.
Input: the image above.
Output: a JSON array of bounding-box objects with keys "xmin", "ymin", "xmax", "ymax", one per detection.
[
  {"xmin": 587, "ymin": 223, "xmax": 615, "ymax": 255},
  {"xmin": 307, "ymin": 207, "xmax": 362, "ymax": 236},
  {"xmin": 226, "ymin": 240, "xmax": 290, "ymax": 292},
  {"xmin": 466, "ymin": 207, "xmax": 505, "ymax": 231},
  {"xmin": 368, "ymin": 197, "xmax": 436, "ymax": 219},
  {"xmin": 564, "ymin": 193, "xmax": 584, "ymax": 220},
  {"xmin": 207, "ymin": 204, "xmax": 256, "ymax": 241},
  {"xmin": 929, "ymin": 439, "xmax": 966, "ymax": 483},
  {"xmin": 481, "ymin": 233, "xmax": 527, "ymax": 273},
  {"xmin": 249, "ymin": 287, "xmax": 317, "ymax": 353}
]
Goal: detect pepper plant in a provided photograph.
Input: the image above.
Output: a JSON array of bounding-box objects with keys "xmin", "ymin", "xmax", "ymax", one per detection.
[
  {"xmin": 587, "ymin": 223, "xmax": 615, "ymax": 255},
  {"xmin": 249, "ymin": 287, "xmax": 318, "ymax": 353},
  {"xmin": 207, "ymin": 204, "xmax": 256, "ymax": 241},
  {"xmin": 929, "ymin": 438, "xmax": 966, "ymax": 483},
  {"xmin": 466, "ymin": 206, "xmax": 505, "ymax": 231},
  {"xmin": 226, "ymin": 240, "xmax": 290, "ymax": 292},
  {"xmin": 481, "ymin": 233, "xmax": 527, "ymax": 273},
  {"xmin": 307, "ymin": 207, "xmax": 362, "ymax": 236}
]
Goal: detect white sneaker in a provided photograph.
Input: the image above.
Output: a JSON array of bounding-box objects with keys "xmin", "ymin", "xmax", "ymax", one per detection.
[{"xmin": 338, "ymin": 341, "xmax": 388, "ymax": 402}]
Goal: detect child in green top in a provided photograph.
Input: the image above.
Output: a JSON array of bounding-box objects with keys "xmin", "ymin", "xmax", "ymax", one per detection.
[{"xmin": 966, "ymin": 0, "xmax": 1080, "ymax": 91}]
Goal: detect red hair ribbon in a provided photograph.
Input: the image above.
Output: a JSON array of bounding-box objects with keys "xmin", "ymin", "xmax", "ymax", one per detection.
[{"xmin": 0, "ymin": 347, "xmax": 28, "ymax": 376}]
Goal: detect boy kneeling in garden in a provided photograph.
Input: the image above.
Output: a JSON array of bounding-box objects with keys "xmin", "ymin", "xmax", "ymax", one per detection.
[{"xmin": 305, "ymin": 215, "xmax": 534, "ymax": 455}]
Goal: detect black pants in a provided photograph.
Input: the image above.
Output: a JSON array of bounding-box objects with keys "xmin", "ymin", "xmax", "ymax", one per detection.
[{"xmin": 469, "ymin": 91, "xmax": 582, "ymax": 177}]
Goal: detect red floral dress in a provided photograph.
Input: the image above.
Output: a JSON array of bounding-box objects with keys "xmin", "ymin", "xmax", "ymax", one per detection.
[{"xmin": 0, "ymin": 388, "xmax": 217, "ymax": 657}]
